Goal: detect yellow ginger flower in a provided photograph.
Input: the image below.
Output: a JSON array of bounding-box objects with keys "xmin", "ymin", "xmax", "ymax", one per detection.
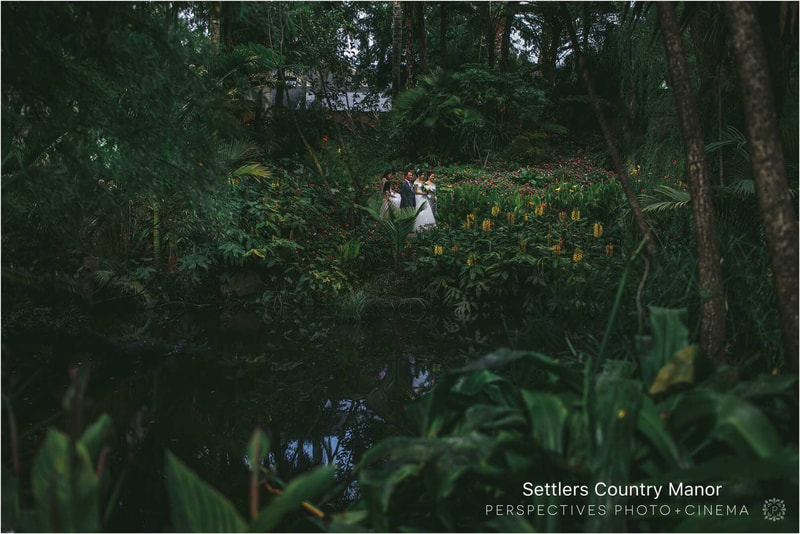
[
  {"xmin": 519, "ymin": 239, "xmax": 528, "ymax": 253},
  {"xmin": 467, "ymin": 253, "xmax": 477, "ymax": 267},
  {"xmin": 571, "ymin": 208, "xmax": 581, "ymax": 221},
  {"xmin": 507, "ymin": 212, "xmax": 515, "ymax": 225},
  {"xmin": 559, "ymin": 236, "xmax": 565, "ymax": 249},
  {"xmin": 491, "ymin": 205, "xmax": 501, "ymax": 217},
  {"xmin": 558, "ymin": 211, "xmax": 566, "ymax": 221},
  {"xmin": 534, "ymin": 203, "xmax": 546, "ymax": 216},
  {"xmin": 482, "ymin": 219, "xmax": 492, "ymax": 232},
  {"xmin": 593, "ymin": 222, "xmax": 604, "ymax": 238},
  {"xmin": 451, "ymin": 244, "xmax": 459, "ymax": 254},
  {"xmin": 465, "ymin": 213, "xmax": 477, "ymax": 228},
  {"xmin": 573, "ymin": 248, "xmax": 584, "ymax": 262},
  {"xmin": 433, "ymin": 245, "xmax": 443, "ymax": 256},
  {"xmin": 524, "ymin": 214, "xmax": 529, "ymax": 222},
  {"xmin": 552, "ymin": 244, "xmax": 562, "ymax": 258},
  {"xmin": 605, "ymin": 244, "xmax": 614, "ymax": 257}
]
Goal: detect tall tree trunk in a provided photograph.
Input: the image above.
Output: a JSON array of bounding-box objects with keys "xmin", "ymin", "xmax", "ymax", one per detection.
[
  {"xmin": 727, "ymin": 1, "xmax": 799, "ymax": 371},
  {"xmin": 404, "ymin": 2, "xmax": 416, "ymax": 88},
  {"xmin": 658, "ymin": 3, "xmax": 727, "ymax": 363},
  {"xmin": 439, "ymin": 2, "xmax": 447, "ymax": 70},
  {"xmin": 416, "ymin": 2, "xmax": 428, "ymax": 74},
  {"xmin": 561, "ymin": 6, "xmax": 655, "ymax": 254},
  {"xmin": 499, "ymin": 3, "xmax": 515, "ymax": 73},
  {"xmin": 392, "ymin": 1, "xmax": 402, "ymax": 98},
  {"xmin": 274, "ymin": 68, "xmax": 285, "ymax": 108},
  {"xmin": 210, "ymin": 1, "xmax": 221, "ymax": 48},
  {"xmin": 581, "ymin": 2, "xmax": 591, "ymax": 50}
]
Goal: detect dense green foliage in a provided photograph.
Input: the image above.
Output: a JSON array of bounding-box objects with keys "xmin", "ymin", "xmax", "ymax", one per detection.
[{"xmin": 2, "ymin": 1, "xmax": 797, "ymax": 532}]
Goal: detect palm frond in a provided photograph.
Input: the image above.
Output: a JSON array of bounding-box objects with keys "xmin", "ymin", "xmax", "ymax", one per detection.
[{"xmin": 640, "ymin": 185, "xmax": 691, "ymax": 213}]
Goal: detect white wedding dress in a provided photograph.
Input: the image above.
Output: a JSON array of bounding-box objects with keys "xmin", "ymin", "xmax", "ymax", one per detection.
[{"xmin": 413, "ymin": 180, "xmax": 437, "ymax": 231}]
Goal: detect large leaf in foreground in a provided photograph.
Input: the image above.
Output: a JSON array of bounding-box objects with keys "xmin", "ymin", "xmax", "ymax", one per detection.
[
  {"xmin": 165, "ymin": 451, "xmax": 247, "ymax": 533},
  {"xmin": 32, "ymin": 429, "xmax": 99, "ymax": 532},
  {"xmin": 669, "ymin": 391, "xmax": 782, "ymax": 458},
  {"xmin": 250, "ymin": 465, "xmax": 336, "ymax": 532}
]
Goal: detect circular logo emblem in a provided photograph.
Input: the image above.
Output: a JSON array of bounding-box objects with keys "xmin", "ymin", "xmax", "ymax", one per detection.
[{"xmin": 762, "ymin": 498, "xmax": 786, "ymax": 521}]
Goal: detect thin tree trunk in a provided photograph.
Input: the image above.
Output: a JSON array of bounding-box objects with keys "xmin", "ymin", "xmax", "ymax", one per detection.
[
  {"xmin": 404, "ymin": 2, "xmax": 416, "ymax": 88},
  {"xmin": 439, "ymin": 2, "xmax": 447, "ymax": 70},
  {"xmin": 416, "ymin": 2, "xmax": 428, "ymax": 74},
  {"xmin": 658, "ymin": 2, "xmax": 727, "ymax": 363},
  {"xmin": 486, "ymin": 3, "xmax": 495, "ymax": 68},
  {"xmin": 152, "ymin": 201, "xmax": 161, "ymax": 267},
  {"xmin": 561, "ymin": 6, "xmax": 655, "ymax": 254},
  {"xmin": 727, "ymin": 1, "xmax": 799, "ymax": 371},
  {"xmin": 392, "ymin": 1, "xmax": 402, "ymax": 98},
  {"xmin": 582, "ymin": 2, "xmax": 591, "ymax": 50}
]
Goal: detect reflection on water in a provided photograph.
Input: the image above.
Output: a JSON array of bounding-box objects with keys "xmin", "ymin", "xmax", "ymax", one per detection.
[{"xmin": 6, "ymin": 307, "xmax": 503, "ymax": 531}]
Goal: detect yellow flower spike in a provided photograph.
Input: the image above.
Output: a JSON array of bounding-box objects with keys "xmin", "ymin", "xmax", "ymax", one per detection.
[
  {"xmin": 552, "ymin": 244, "xmax": 562, "ymax": 258},
  {"xmin": 467, "ymin": 253, "xmax": 477, "ymax": 267},
  {"xmin": 571, "ymin": 208, "xmax": 581, "ymax": 221},
  {"xmin": 559, "ymin": 236, "xmax": 565, "ymax": 249},
  {"xmin": 451, "ymin": 244, "xmax": 459, "ymax": 254},
  {"xmin": 605, "ymin": 244, "xmax": 614, "ymax": 257},
  {"xmin": 491, "ymin": 205, "xmax": 501, "ymax": 217},
  {"xmin": 593, "ymin": 222, "xmax": 604, "ymax": 238},
  {"xmin": 558, "ymin": 211, "xmax": 566, "ymax": 221},
  {"xmin": 433, "ymin": 245, "xmax": 443, "ymax": 256},
  {"xmin": 519, "ymin": 239, "xmax": 528, "ymax": 253},
  {"xmin": 482, "ymin": 219, "xmax": 492, "ymax": 232},
  {"xmin": 524, "ymin": 214, "xmax": 530, "ymax": 222},
  {"xmin": 507, "ymin": 212, "xmax": 515, "ymax": 225},
  {"xmin": 617, "ymin": 409, "xmax": 627, "ymax": 419},
  {"xmin": 534, "ymin": 203, "xmax": 545, "ymax": 216},
  {"xmin": 573, "ymin": 248, "xmax": 584, "ymax": 262}
]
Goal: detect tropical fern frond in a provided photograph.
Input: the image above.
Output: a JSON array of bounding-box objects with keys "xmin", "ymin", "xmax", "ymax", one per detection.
[
  {"xmin": 705, "ymin": 126, "xmax": 749, "ymax": 160},
  {"xmin": 231, "ymin": 163, "xmax": 270, "ymax": 180},
  {"xmin": 640, "ymin": 185, "xmax": 691, "ymax": 213},
  {"xmin": 217, "ymin": 138, "xmax": 259, "ymax": 165}
]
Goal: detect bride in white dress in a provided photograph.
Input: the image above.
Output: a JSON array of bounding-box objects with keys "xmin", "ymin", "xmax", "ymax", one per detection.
[{"xmin": 413, "ymin": 171, "xmax": 436, "ymax": 231}]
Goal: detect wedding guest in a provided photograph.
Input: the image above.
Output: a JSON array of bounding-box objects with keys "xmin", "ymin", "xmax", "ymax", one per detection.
[
  {"xmin": 380, "ymin": 169, "xmax": 395, "ymax": 219},
  {"xmin": 413, "ymin": 170, "xmax": 436, "ymax": 231},
  {"xmin": 399, "ymin": 168, "xmax": 416, "ymax": 210},
  {"xmin": 425, "ymin": 170, "xmax": 438, "ymax": 217}
]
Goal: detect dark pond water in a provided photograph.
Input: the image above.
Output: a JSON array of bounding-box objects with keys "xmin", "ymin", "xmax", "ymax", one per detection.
[{"xmin": 4, "ymin": 304, "xmax": 530, "ymax": 531}]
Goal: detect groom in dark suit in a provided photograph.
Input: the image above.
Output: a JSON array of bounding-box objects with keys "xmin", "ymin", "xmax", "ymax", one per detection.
[{"xmin": 399, "ymin": 169, "xmax": 416, "ymax": 209}]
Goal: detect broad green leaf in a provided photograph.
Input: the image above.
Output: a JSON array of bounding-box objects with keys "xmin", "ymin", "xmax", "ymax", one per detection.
[
  {"xmin": 669, "ymin": 392, "xmax": 782, "ymax": 458},
  {"xmin": 246, "ymin": 429, "xmax": 269, "ymax": 472},
  {"xmin": 164, "ymin": 451, "xmax": 246, "ymax": 533},
  {"xmin": 649, "ymin": 345, "xmax": 698, "ymax": 395},
  {"xmin": 32, "ymin": 429, "xmax": 99, "ymax": 532},
  {"xmin": 451, "ymin": 370, "xmax": 503, "ymax": 396},
  {"xmin": 642, "ymin": 452, "xmax": 798, "ymax": 486},
  {"xmin": 250, "ymin": 465, "xmax": 336, "ymax": 532},
  {"xmin": 79, "ymin": 413, "xmax": 113, "ymax": 463},
  {"xmin": 459, "ymin": 404, "xmax": 526, "ymax": 433},
  {"xmin": 636, "ymin": 396, "xmax": 687, "ymax": 470},
  {"xmin": 360, "ymin": 463, "xmax": 420, "ymax": 516},
  {"xmin": 521, "ymin": 391, "xmax": 568, "ymax": 454},
  {"xmin": 640, "ymin": 307, "xmax": 690, "ymax": 384},
  {"xmin": 2, "ymin": 466, "xmax": 20, "ymax": 530}
]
